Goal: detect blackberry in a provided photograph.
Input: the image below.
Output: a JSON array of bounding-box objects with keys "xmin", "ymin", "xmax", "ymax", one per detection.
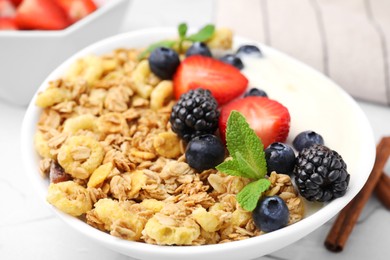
[
  {"xmin": 294, "ymin": 145, "xmax": 350, "ymax": 202},
  {"xmin": 170, "ymin": 89, "xmax": 219, "ymax": 141}
]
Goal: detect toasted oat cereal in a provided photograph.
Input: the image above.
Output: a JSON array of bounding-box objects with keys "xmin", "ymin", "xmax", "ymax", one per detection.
[
  {"xmin": 87, "ymin": 198, "xmax": 144, "ymax": 241},
  {"xmin": 36, "ymin": 87, "xmax": 71, "ymax": 108},
  {"xmin": 87, "ymin": 162, "xmax": 113, "ymax": 188},
  {"xmin": 63, "ymin": 114, "xmax": 97, "ymax": 134},
  {"xmin": 47, "ymin": 181, "xmax": 92, "ymax": 216},
  {"xmin": 153, "ymin": 132, "xmax": 182, "ymax": 159},
  {"xmin": 57, "ymin": 135, "xmax": 104, "ymax": 179},
  {"xmin": 34, "ymin": 27, "xmax": 305, "ymax": 246},
  {"xmin": 206, "ymin": 28, "xmax": 233, "ymax": 50},
  {"xmin": 192, "ymin": 207, "xmax": 221, "ymax": 232}
]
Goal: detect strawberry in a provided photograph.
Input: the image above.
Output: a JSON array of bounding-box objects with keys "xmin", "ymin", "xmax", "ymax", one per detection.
[
  {"xmin": 56, "ymin": 0, "xmax": 97, "ymax": 23},
  {"xmin": 0, "ymin": 17, "xmax": 17, "ymax": 29},
  {"xmin": 173, "ymin": 55, "xmax": 248, "ymax": 105},
  {"xmin": 10, "ymin": 0, "xmax": 22, "ymax": 7},
  {"xmin": 0, "ymin": 0, "xmax": 16, "ymax": 17},
  {"xmin": 219, "ymin": 96, "xmax": 291, "ymax": 148},
  {"xmin": 15, "ymin": 0, "xmax": 70, "ymax": 30}
]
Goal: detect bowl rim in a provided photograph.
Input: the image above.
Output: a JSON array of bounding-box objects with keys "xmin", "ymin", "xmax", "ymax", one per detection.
[
  {"xmin": 0, "ymin": 0, "xmax": 128, "ymax": 38},
  {"xmin": 20, "ymin": 27, "xmax": 376, "ymax": 259}
]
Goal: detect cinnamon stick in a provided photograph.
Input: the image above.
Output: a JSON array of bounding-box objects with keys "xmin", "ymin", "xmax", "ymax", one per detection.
[
  {"xmin": 375, "ymin": 172, "xmax": 390, "ymax": 210},
  {"xmin": 324, "ymin": 137, "xmax": 390, "ymax": 252}
]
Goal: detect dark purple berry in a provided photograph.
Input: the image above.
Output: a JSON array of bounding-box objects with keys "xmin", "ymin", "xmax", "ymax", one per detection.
[
  {"xmin": 148, "ymin": 47, "xmax": 180, "ymax": 79},
  {"xmin": 244, "ymin": 88, "xmax": 268, "ymax": 97},
  {"xmin": 265, "ymin": 142, "xmax": 295, "ymax": 175},
  {"xmin": 236, "ymin": 45, "xmax": 262, "ymax": 56},
  {"xmin": 186, "ymin": 42, "xmax": 212, "ymax": 57},
  {"xmin": 293, "ymin": 130, "xmax": 324, "ymax": 152},
  {"xmin": 185, "ymin": 134, "xmax": 225, "ymax": 171},
  {"xmin": 170, "ymin": 89, "xmax": 219, "ymax": 141},
  {"xmin": 294, "ymin": 145, "xmax": 350, "ymax": 202},
  {"xmin": 219, "ymin": 54, "xmax": 244, "ymax": 70},
  {"xmin": 252, "ymin": 196, "xmax": 289, "ymax": 232}
]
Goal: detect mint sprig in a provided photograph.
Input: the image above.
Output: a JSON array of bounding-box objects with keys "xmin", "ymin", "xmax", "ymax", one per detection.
[
  {"xmin": 186, "ymin": 24, "xmax": 215, "ymax": 42},
  {"xmin": 138, "ymin": 40, "xmax": 176, "ymax": 60},
  {"xmin": 236, "ymin": 179, "xmax": 271, "ymax": 211},
  {"xmin": 138, "ymin": 23, "xmax": 215, "ymax": 60},
  {"xmin": 216, "ymin": 111, "xmax": 270, "ymax": 211},
  {"xmin": 178, "ymin": 23, "xmax": 188, "ymax": 39}
]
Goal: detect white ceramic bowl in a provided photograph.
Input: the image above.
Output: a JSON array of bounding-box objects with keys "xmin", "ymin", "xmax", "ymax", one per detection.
[
  {"xmin": 0, "ymin": 0, "xmax": 131, "ymax": 106},
  {"xmin": 21, "ymin": 28, "xmax": 376, "ymax": 260}
]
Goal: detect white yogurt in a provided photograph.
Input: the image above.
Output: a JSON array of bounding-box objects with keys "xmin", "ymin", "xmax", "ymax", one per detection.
[
  {"xmin": 239, "ymin": 54, "xmax": 364, "ymax": 216},
  {"xmin": 241, "ymin": 54, "xmax": 361, "ymax": 155}
]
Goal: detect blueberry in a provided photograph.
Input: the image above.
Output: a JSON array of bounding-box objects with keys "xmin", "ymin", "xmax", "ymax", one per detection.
[
  {"xmin": 185, "ymin": 134, "xmax": 225, "ymax": 171},
  {"xmin": 265, "ymin": 142, "xmax": 295, "ymax": 175},
  {"xmin": 219, "ymin": 54, "xmax": 244, "ymax": 70},
  {"xmin": 186, "ymin": 42, "xmax": 212, "ymax": 57},
  {"xmin": 236, "ymin": 45, "xmax": 262, "ymax": 57},
  {"xmin": 293, "ymin": 130, "xmax": 324, "ymax": 152},
  {"xmin": 148, "ymin": 47, "xmax": 180, "ymax": 79},
  {"xmin": 252, "ymin": 196, "xmax": 289, "ymax": 232},
  {"xmin": 244, "ymin": 88, "xmax": 268, "ymax": 97}
]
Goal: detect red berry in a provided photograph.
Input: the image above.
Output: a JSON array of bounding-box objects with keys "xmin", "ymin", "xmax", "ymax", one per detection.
[
  {"xmin": 219, "ymin": 96, "xmax": 290, "ymax": 148},
  {"xmin": 15, "ymin": 0, "xmax": 70, "ymax": 30},
  {"xmin": 10, "ymin": 0, "xmax": 22, "ymax": 7},
  {"xmin": 0, "ymin": 17, "xmax": 17, "ymax": 30},
  {"xmin": 173, "ymin": 55, "xmax": 248, "ymax": 105},
  {"xmin": 55, "ymin": 0, "xmax": 97, "ymax": 23},
  {"xmin": 0, "ymin": 0, "xmax": 16, "ymax": 18}
]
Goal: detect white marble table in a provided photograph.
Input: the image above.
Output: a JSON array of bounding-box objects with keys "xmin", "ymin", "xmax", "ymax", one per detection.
[{"xmin": 1, "ymin": 1, "xmax": 390, "ymax": 259}]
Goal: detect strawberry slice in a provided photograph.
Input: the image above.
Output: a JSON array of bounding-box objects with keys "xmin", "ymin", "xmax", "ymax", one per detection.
[
  {"xmin": 56, "ymin": 0, "xmax": 97, "ymax": 23},
  {"xmin": 0, "ymin": 17, "xmax": 17, "ymax": 29},
  {"xmin": 0, "ymin": 0, "xmax": 16, "ymax": 17},
  {"xmin": 15, "ymin": 0, "xmax": 70, "ymax": 30},
  {"xmin": 10, "ymin": 0, "xmax": 22, "ymax": 7},
  {"xmin": 173, "ymin": 55, "xmax": 248, "ymax": 105},
  {"xmin": 219, "ymin": 96, "xmax": 291, "ymax": 148}
]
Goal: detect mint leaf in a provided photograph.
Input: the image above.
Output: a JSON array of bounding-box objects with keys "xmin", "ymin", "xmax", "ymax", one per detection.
[
  {"xmin": 216, "ymin": 111, "xmax": 271, "ymax": 211},
  {"xmin": 138, "ymin": 23, "xmax": 215, "ymax": 60},
  {"xmin": 138, "ymin": 40, "xmax": 176, "ymax": 60},
  {"xmin": 186, "ymin": 24, "xmax": 215, "ymax": 42},
  {"xmin": 178, "ymin": 23, "xmax": 188, "ymax": 39},
  {"xmin": 226, "ymin": 111, "xmax": 267, "ymax": 179},
  {"xmin": 216, "ymin": 159, "xmax": 254, "ymax": 179},
  {"xmin": 236, "ymin": 179, "xmax": 271, "ymax": 211},
  {"xmin": 235, "ymin": 151, "xmax": 261, "ymax": 179}
]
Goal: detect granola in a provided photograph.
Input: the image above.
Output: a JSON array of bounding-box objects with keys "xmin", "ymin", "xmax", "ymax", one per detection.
[{"xmin": 34, "ymin": 28, "xmax": 304, "ymax": 246}]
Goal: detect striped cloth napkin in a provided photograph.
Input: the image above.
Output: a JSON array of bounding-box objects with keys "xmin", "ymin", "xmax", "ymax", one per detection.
[{"xmin": 215, "ymin": 0, "xmax": 390, "ymax": 106}]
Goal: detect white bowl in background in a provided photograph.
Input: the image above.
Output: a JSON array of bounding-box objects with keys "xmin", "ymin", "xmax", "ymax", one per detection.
[
  {"xmin": 0, "ymin": 0, "xmax": 131, "ymax": 106},
  {"xmin": 21, "ymin": 28, "xmax": 376, "ymax": 260}
]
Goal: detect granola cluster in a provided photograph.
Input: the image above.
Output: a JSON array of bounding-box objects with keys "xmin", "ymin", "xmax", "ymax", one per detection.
[{"xmin": 35, "ymin": 29, "xmax": 304, "ymax": 245}]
